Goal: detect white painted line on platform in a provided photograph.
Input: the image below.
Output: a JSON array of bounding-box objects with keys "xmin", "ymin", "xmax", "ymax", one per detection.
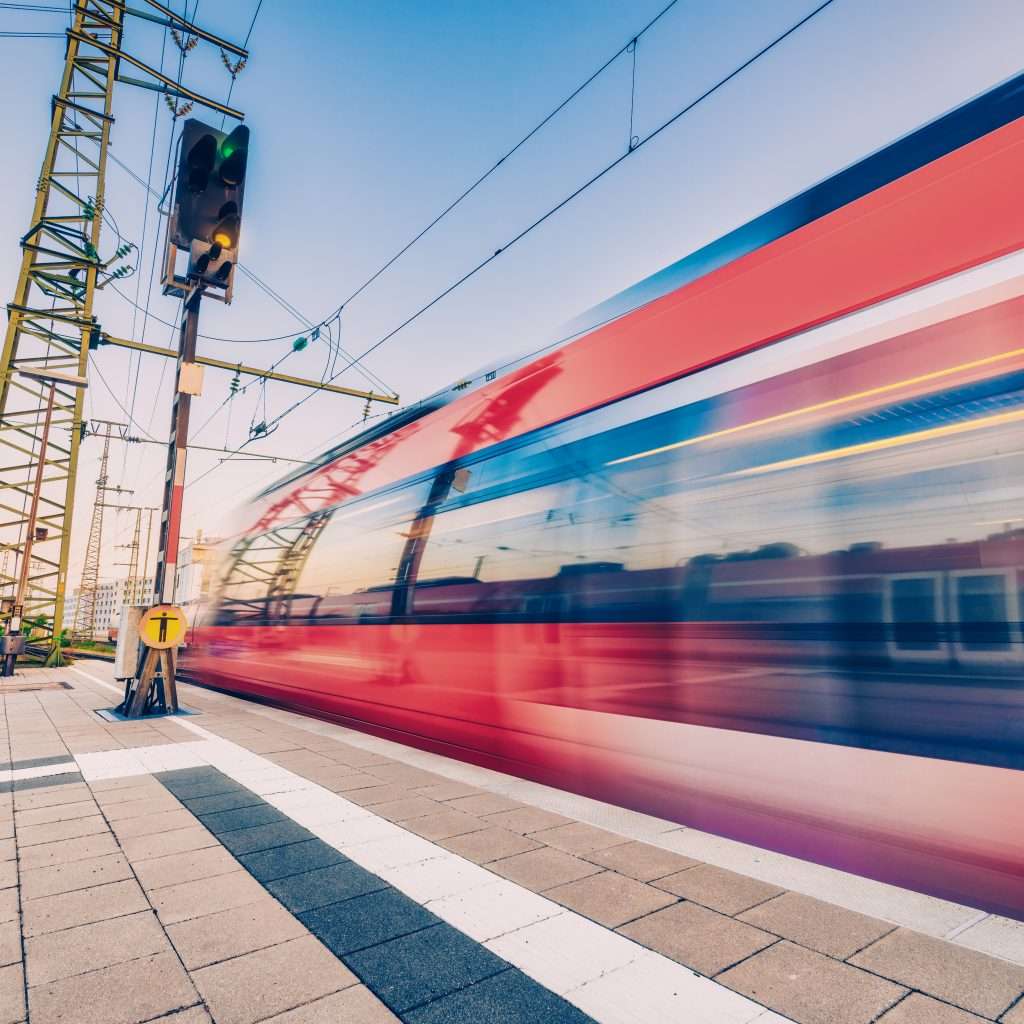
[{"xmin": 70, "ymin": 665, "xmax": 122, "ymax": 694}]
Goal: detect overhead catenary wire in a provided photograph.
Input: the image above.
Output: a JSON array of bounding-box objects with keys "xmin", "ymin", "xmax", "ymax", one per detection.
[{"xmin": 254, "ymin": 0, "xmax": 838, "ymax": 440}]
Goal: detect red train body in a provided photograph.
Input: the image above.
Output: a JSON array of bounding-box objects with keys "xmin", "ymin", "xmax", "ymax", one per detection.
[{"xmin": 186, "ymin": 77, "xmax": 1024, "ymax": 918}]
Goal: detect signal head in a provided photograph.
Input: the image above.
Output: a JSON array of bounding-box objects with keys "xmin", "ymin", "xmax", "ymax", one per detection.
[{"xmin": 219, "ymin": 125, "xmax": 250, "ymax": 187}]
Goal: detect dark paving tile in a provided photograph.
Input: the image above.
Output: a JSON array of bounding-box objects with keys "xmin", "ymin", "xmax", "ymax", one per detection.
[
  {"xmin": 406, "ymin": 968, "xmax": 595, "ymax": 1024},
  {"xmin": 217, "ymin": 820, "xmax": 314, "ymax": 856},
  {"xmin": 157, "ymin": 767, "xmax": 223, "ymax": 785},
  {"xmin": 238, "ymin": 839, "xmax": 347, "ymax": 883},
  {"xmin": 267, "ymin": 861, "xmax": 389, "ymax": 913},
  {"xmin": 197, "ymin": 803, "xmax": 285, "ymax": 833},
  {"xmin": 158, "ymin": 777, "xmax": 242, "ymax": 800},
  {"xmin": 178, "ymin": 789, "xmax": 263, "ymax": 815},
  {"xmin": 1, "ymin": 755, "xmax": 75, "ymax": 771},
  {"xmin": 299, "ymin": 889, "xmax": 439, "ymax": 956},
  {"xmin": 1, "ymin": 772, "xmax": 83, "ymax": 794},
  {"xmin": 347, "ymin": 922, "xmax": 507, "ymax": 1014}
]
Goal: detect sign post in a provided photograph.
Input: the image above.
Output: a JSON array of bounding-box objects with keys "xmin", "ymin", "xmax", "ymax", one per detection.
[{"xmin": 118, "ymin": 603, "xmax": 187, "ymax": 717}]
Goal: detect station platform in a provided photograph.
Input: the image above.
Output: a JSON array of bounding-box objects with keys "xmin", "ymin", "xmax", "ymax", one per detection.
[{"xmin": 0, "ymin": 661, "xmax": 1021, "ymax": 1024}]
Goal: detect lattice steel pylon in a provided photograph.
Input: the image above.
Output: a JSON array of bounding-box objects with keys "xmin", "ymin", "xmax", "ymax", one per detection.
[
  {"xmin": 72, "ymin": 423, "xmax": 126, "ymax": 641},
  {"xmin": 0, "ymin": 1, "xmax": 248, "ymax": 662},
  {"xmin": 0, "ymin": 2, "xmax": 125, "ymax": 657}
]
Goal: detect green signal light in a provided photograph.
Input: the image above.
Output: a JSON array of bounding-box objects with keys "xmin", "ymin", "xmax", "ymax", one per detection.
[{"xmin": 220, "ymin": 140, "xmax": 236, "ymax": 159}]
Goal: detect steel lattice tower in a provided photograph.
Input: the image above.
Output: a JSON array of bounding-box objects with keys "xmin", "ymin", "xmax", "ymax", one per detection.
[{"xmin": 72, "ymin": 425, "xmax": 114, "ymax": 641}]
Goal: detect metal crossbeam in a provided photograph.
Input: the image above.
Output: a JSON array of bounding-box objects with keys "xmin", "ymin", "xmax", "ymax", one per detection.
[{"xmin": 97, "ymin": 332, "xmax": 400, "ymax": 404}]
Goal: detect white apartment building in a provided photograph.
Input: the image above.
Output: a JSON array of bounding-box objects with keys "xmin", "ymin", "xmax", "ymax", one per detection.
[{"xmin": 65, "ymin": 576, "xmax": 154, "ymax": 640}]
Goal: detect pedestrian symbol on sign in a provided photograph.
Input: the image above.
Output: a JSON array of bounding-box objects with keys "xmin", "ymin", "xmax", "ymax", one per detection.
[{"xmin": 139, "ymin": 604, "xmax": 187, "ymax": 650}]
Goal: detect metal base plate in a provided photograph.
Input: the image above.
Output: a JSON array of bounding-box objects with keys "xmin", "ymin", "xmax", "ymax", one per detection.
[{"xmin": 95, "ymin": 705, "xmax": 200, "ymax": 723}]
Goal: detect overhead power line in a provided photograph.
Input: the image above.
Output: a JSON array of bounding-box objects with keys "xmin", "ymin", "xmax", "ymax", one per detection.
[{"xmin": 256, "ymin": 0, "xmax": 838, "ymax": 438}]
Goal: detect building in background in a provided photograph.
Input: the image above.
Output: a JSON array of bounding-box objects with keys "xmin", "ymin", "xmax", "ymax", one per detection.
[{"xmin": 65, "ymin": 576, "xmax": 153, "ymax": 641}]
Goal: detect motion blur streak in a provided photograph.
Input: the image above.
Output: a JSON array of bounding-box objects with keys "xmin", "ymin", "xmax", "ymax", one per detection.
[{"xmin": 186, "ymin": 73, "xmax": 1024, "ymax": 919}]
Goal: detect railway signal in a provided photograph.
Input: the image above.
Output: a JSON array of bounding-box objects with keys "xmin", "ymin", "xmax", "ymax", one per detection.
[{"xmin": 170, "ymin": 119, "xmax": 250, "ymax": 298}]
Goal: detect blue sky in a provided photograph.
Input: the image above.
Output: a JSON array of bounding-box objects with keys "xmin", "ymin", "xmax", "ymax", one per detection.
[{"xmin": 2, "ymin": 0, "xmax": 1023, "ymax": 584}]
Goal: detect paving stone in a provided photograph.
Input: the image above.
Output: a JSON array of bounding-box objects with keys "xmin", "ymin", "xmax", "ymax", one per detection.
[
  {"xmin": 0, "ymin": 922, "xmax": 18, "ymax": 968},
  {"xmin": 531, "ymin": 822, "xmax": 627, "ymax": 855},
  {"xmin": 619, "ymin": 900, "xmax": 776, "ymax": 975},
  {"xmin": 20, "ymin": 854, "xmax": 134, "ymax": 904},
  {"xmin": 322, "ymin": 772, "xmax": 387, "ymax": 793},
  {"xmin": 167, "ymin": 898, "xmax": 307, "ymax": 969},
  {"xmin": 490, "ymin": 847, "xmax": 605, "ymax": 891},
  {"xmin": 546, "ymin": 870, "xmax": 677, "ymax": 927},
  {"xmin": 11, "ymin": 781, "xmax": 89, "ymax": 808},
  {"xmin": 484, "ymin": 807, "xmax": 574, "ymax": 834},
  {"xmin": 22, "ymin": 879, "xmax": 148, "ymax": 937},
  {"xmin": 14, "ymin": 799, "xmax": 99, "ymax": 826},
  {"xmin": 0, "ymin": 891, "xmax": 14, "ymax": 927},
  {"xmin": 93, "ymin": 784, "xmax": 167, "ymax": 805},
  {"xmin": 414, "ymin": 781, "xmax": 482, "ymax": 802},
  {"xmin": 16, "ymin": 815, "xmax": 107, "ymax": 848},
  {"xmin": 28, "ymin": 950, "xmax": 197, "ymax": 1024},
  {"xmin": 718, "ymin": 941, "xmax": 906, "ymax": 1024},
  {"xmin": 90, "ymin": 776, "xmax": 159, "ymax": 794},
  {"xmin": 132, "ymin": 844, "xmax": 240, "ymax": 891},
  {"xmin": 739, "ymin": 891, "xmax": 895, "ymax": 959},
  {"xmin": 299, "ymin": 889, "xmax": 439, "ymax": 956},
  {"xmin": 120, "ymin": 825, "xmax": 219, "ymax": 862},
  {"xmin": 178, "ymin": 789, "xmax": 264, "ymax": 815},
  {"xmin": 25, "ymin": 911, "xmax": 169, "ymax": 986},
  {"xmin": 404, "ymin": 808, "xmax": 488, "ymax": 841},
  {"xmin": 366, "ymin": 764, "xmax": 444, "ymax": 788},
  {"xmin": 0, "ymin": 864, "xmax": 14, "ymax": 892},
  {"xmin": 439, "ymin": 827, "xmax": 543, "ymax": 864},
  {"xmin": 850, "ymin": 928, "xmax": 1024, "ymax": 1019},
  {"xmin": 0, "ymin": 963, "xmax": 24, "ymax": 1024},
  {"xmin": 446, "ymin": 793, "xmax": 523, "ymax": 817},
  {"xmin": 110, "ymin": 808, "xmax": 196, "ymax": 839},
  {"xmin": 346, "ymin": 922, "xmax": 507, "ymax": 1014},
  {"xmin": 261, "ymin": 985, "xmax": 400, "ymax": 1023},
  {"xmin": 405, "ymin": 966, "xmax": 593, "ymax": 1024},
  {"xmin": 193, "ymin": 934, "xmax": 357, "ymax": 1024},
  {"xmin": 18, "ymin": 832, "xmax": 119, "ymax": 871},
  {"xmin": 654, "ymin": 862, "xmax": 784, "ymax": 914},
  {"xmin": 583, "ymin": 840, "xmax": 701, "ymax": 881},
  {"xmin": 196, "ymin": 803, "xmax": 285, "ymax": 833},
  {"xmin": 346, "ymin": 785, "xmax": 421, "ymax": 807},
  {"xmin": 151, "ymin": 869, "xmax": 266, "ymax": 925},
  {"xmin": 238, "ymin": 838, "xmax": 347, "ymax": 883},
  {"xmin": 876, "ymin": 993, "xmax": 988, "ymax": 1024},
  {"xmin": 159, "ymin": 778, "xmax": 243, "ymax": 801},
  {"xmin": 217, "ymin": 820, "xmax": 314, "ymax": 856},
  {"xmin": 101, "ymin": 795, "xmax": 183, "ymax": 821},
  {"xmin": 267, "ymin": 861, "xmax": 389, "ymax": 914}
]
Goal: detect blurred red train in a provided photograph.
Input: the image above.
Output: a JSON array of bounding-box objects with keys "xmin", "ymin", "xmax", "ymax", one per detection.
[{"xmin": 186, "ymin": 75, "xmax": 1024, "ymax": 918}]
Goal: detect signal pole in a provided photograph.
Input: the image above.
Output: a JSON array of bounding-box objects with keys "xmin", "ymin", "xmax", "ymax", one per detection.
[{"xmin": 153, "ymin": 289, "xmax": 201, "ymax": 606}]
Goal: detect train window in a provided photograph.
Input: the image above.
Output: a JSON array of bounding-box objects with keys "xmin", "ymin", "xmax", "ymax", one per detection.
[
  {"xmin": 288, "ymin": 482, "xmax": 431, "ymax": 623},
  {"xmin": 952, "ymin": 571, "xmax": 1014, "ymax": 653},
  {"xmin": 886, "ymin": 575, "xmax": 945, "ymax": 655}
]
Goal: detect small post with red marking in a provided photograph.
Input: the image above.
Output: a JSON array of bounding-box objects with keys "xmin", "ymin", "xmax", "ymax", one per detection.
[{"xmin": 119, "ymin": 287, "xmax": 202, "ymax": 717}]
